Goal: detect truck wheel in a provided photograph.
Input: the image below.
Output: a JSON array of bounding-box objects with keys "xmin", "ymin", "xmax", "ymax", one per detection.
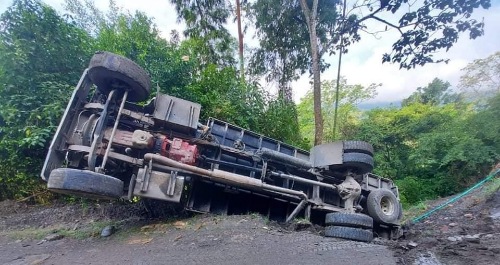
[
  {"xmin": 324, "ymin": 226, "xmax": 373, "ymax": 242},
  {"xmin": 325, "ymin": 212, "xmax": 373, "ymax": 229},
  {"xmin": 343, "ymin": 141, "xmax": 374, "ymax": 156},
  {"xmin": 366, "ymin": 188, "xmax": 400, "ymax": 224},
  {"xmin": 88, "ymin": 51, "xmax": 151, "ymax": 102},
  {"xmin": 342, "ymin": 152, "xmax": 374, "ymax": 174},
  {"xmin": 48, "ymin": 168, "xmax": 124, "ymax": 200}
]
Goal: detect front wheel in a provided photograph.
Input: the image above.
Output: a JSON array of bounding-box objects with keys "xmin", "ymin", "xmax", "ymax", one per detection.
[
  {"xmin": 48, "ymin": 168, "xmax": 124, "ymax": 200},
  {"xmin": 88, "ymin": 51, "xmax": 151, "ymax": 102}
]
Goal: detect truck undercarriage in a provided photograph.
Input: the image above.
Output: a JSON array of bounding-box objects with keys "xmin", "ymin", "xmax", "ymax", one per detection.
[{"xmin": 41, "ymin": 52, "xmax": 402, "ymax": 242}]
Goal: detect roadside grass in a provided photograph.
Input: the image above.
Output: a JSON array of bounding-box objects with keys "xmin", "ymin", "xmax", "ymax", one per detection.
[
  {"xmin": 401, "ymin": 201, "xmax": 429, "ymax": 224},
  {"xmin": 401, "ymin": 175, "xmax": 500, "ymax": 224},
  {"xmin": 1, "ymin": 220, "xmax": 119, "ymax": 240},
  {"xmin": 482, "ymin": 176, "xmax": 500, "ymax": 198}
]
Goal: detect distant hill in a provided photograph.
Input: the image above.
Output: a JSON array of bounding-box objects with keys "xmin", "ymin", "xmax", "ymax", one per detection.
[{"xmin": 357, "ymin": 101, "xmax": 401, "ymax": 110}]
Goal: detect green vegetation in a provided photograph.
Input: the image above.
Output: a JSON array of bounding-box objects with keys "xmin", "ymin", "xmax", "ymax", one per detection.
[
  {"xmin": 0, "ymin": 0, "xmax": 498, "ymax": 209},
  {"xmin": 1, "ymin": 220, "xmax": 118, "ymax": 240},
  {"xmin": 297, "ymin": 78, "xmax": 499, "ymax": 206}
]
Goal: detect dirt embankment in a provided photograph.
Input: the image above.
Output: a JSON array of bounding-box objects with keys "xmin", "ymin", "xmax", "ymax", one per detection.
[{"xmin": 392, "ymin": 179, "xmax": 500, "ymax": 265}]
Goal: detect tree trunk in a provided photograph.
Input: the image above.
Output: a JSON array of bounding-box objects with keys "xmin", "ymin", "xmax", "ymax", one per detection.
[
  {"xmin": 236, "ymin": 0, "xmax": 244, "ymax": 80},
  {"xmin": 300, "ymin": 0, "xmax": 323, "ymax": 145}
]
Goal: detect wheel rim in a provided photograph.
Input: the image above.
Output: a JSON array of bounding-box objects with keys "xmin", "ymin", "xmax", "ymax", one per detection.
[{"xmin": 380, "ymin": 196, "xmax": 395, "ymax": 216}]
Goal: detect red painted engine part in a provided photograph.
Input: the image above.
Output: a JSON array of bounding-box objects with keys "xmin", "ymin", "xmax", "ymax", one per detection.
[{"xmin": 160, "ymin": 137, "xmax": 198, "ymax": 165}]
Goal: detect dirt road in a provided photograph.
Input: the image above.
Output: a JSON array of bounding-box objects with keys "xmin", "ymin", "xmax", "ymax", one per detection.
[
  {"xmin": 1, "ymin": 212, "xmax": 396, "ymax": 265},
  {"xmin": 1, "ymin": 183, "xmax": 499, "ymax": 265}
]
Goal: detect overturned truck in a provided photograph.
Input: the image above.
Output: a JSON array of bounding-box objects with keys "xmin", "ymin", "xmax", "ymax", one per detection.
[{"xmin": 41, "ymin": 52, "xmax": 402, "ymax": 242}]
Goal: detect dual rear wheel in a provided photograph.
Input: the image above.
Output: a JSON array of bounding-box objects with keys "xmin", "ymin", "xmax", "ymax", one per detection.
[{"xmin": 324, "ymin": 212, "xmax": 374, "ymax": 242}]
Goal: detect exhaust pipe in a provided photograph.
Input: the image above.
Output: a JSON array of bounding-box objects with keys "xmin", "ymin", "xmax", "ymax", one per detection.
[{"xmin": 143, "ymin": 153, "xmax": 308, "ymax": 200}]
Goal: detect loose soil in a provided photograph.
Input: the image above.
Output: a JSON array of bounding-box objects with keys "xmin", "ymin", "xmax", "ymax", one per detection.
[{"xmin": 392, "ymin": 177, "xmax": 500, "ymax": 265}]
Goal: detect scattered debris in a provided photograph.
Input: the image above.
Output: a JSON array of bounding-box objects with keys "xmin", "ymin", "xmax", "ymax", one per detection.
[
  {"xmin": 45, "ymin": 233, "xmax": 64, "ymax": 241},
  {"xmin": 408, "ymin": 241, "xmax": 418, "ymax": 248},
  {"xmin": 393, "ymin": 182, "xmax": 500, "ymax": 265},
  {"xmin": 173, "ymin": 221, "xmax": 186, "ymax": 229},
  {"xmin": 101, "ymin": 225, "xmax": 115, "ymax": 237},
  {"xmin": 414, "ymin": 252, "xmax": 443, "ymax": 265},
  {"xmin": 464, "ymin": 234, "xmax": 480, "ymax": 243},
  {"xmin": 36, "ymin": 233, "xmax": 64, "ymax": 245},
  {"xmin": 140, "ymin": 223, "xmax": 168, "ymax": 232},
  {"xmin": 237, "ymin": 218, "xmax": 248, "ymax": 224},
  {"xmin": 3, "ymin": 254, "xmax": 51, "ymax": 265},
  {"xmin": 194, "ymin": 223, "xmax": 204, "ymax": 231},
  {"xmin": 446, "ymin": 236, "xmax": 462, "ymax": 242},
  {"xmin": 127, "ymin": 237, "xmax": 152, "ymax": 245}
]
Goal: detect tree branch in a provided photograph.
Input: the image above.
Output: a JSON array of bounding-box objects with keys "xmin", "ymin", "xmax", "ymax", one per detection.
[
  {"xmin": 299, "ymin": 0, "xmax": 311, "ymax": 28},
  {"xmin": 369, "ymin": 15, "xmax": 403, "ymax": 34},
  {"xmin": 356, "ymin": 6, "xmax": 383, "ymax": 25},
  {"xmin": 312, "ymin": 0, "xmax": 318, "ymax": 22}
]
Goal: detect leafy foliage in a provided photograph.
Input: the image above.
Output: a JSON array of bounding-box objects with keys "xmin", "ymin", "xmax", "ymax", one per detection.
[
  {"xmin": 0, "ymin": 0, "xmax": 93, "ymax": 200},
  {"xmin": 402, "ymin": 78, "xmax": 462, "ymax": 106},
  {"xmin": 459, "ymin": 51, "xmax": 500, "ymax": 103},
  {"xmin": 0, "ymin": 0, "xmax": 497, "ymax": 209},
  {"xmin": 259, "ymin": 99, "xmax": 308, "ymax": 149},
  {"xmin": 297, "ymin": 79, "xmax": 378, "ymax": 147},
  {"xmin": 377, "ymin": 0, "xmax": 490, "ymax": 68},
  {"xmin": 355, "ymin": 93, "xmax": 499, "ymax": 205},
  {"xmin": 169, "ymin": 0, "xmax": 236, "ymax": 67},
  {"xmin": 0, "ymin": 0, "xmax": 305, "ymax": 200},
  {"xmin": 249, "ymin": 0, "xmax": 336, "ymax": 100},
  {"xmin": 251, "ymin": 0, "xmax": 490, "ymax": 144}
]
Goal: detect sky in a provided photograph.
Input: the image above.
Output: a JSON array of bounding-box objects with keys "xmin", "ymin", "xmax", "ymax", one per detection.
[{"xmin": 1, "ymin": 0, "xmax": 499, "ymax": 104}]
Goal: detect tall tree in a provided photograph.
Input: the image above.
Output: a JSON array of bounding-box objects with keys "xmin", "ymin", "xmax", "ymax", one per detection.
[
  {"xmin": 459, "ymin": 51, "xmax": 500, "ymax": 101},
  {"xmin": 63, "ymin": 0, "xmax": 122, "ymax": 36},
  {"xmin": 252, "ymin": 0, "xmax": 490, "ymax": 145},
  {"xmin": 300, "ymin": 0, "xmax": 320, "ymax": 144},
  {"xmin": 297, "ymin": 79, "xmax": 378, "ymax": 147},
  {"xmin": 250, "ymin": 1, "xmax": 310, "ymax": 101},
  {"xmin": 169, "ymin": 0, "xmax": 236, "ymax": 67},
  {"xmin": 250, "ymin": 0, "xmax": 336, "ymax": 134},
  {"xmin": 402, "ymin": 78, "xmax": 461, "ymax": 106}
]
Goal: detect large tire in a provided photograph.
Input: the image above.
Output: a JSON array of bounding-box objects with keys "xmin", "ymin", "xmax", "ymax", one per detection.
[
  {"xmin": 343, "ymin": 141, "xmax": 374, "ymax": 156},
  {"xmin": 342, "ymin": 152, "xmax": 374, "ymax": 174},
  {"xmin": 48, "ymin": 168, "xmax": 124, "ymax": 200},
  {"xmin": 324, "ymin": 226, "xmax": 373, "ymax": 242},
  {"xmin": 325, "ymin": 212, "xmax": 373, "ymax": 229},
  {"xmin": 366, "ymin": 188, "xmax": 400, "ymax": 224},
  {"xmin": 88, "ymin": 51, "xmax": 151, "ymax": 102}
]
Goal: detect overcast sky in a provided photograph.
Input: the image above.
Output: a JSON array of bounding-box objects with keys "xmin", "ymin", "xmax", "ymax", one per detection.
[{"xmin": 1, "ymin": 0, "xmax": 498, "ymax": 104}]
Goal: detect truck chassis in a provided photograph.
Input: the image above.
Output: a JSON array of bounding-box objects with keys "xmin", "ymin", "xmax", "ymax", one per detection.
[{"xmin": 41, "ymin": 52, "xmax": 402, "ymax": 242}]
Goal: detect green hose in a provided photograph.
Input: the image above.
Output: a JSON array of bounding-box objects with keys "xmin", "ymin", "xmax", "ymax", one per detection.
[{"xmin": 411, "ymin": 169, "xmax": 500, "ymax": 224}]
